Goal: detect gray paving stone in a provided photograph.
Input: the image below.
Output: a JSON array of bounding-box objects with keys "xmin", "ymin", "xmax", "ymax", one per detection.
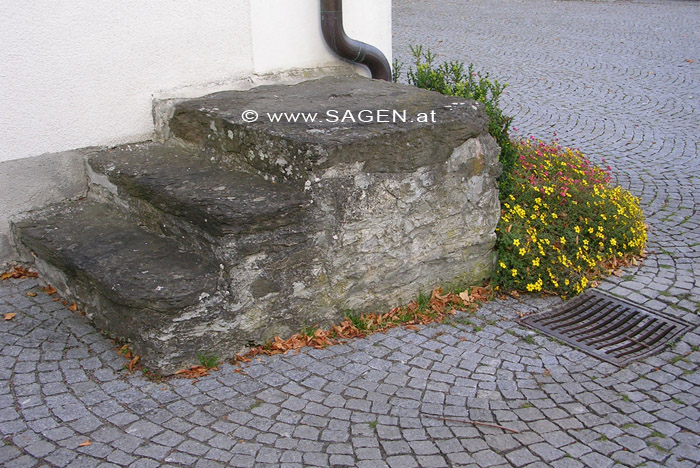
[
  {"xmin": 505, "ymin": 448, "xmax": 538, "ymax": 467},
  {"xmin": 472, "ymin": 449, "xmax": 507, "ymax": 467}
]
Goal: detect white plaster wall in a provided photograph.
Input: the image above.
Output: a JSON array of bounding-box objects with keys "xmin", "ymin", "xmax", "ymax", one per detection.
[
  {"xmin": 1, "ymin": 0, "xmax": 392, "ymax": 164},
  {"xmin": 0, "ymin": 0, "xmax": 254, "ymax": 163},
  {"xmin": 250, "ymin": 0, "xmax": 392, "ymax": 75}
]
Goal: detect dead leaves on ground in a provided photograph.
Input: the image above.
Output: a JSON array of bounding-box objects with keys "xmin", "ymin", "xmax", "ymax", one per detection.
[
  {"xmin": 4, "ymin": 313, "xmax": 16, "ymax": 321},
  {"xmin": 601, "ymin": 250, "xmax": 645, "ymax": 278},
  {"xmin": 171, "ymin": 284, "xmax": 493, "ymax": 379},
  {"xmin": 232, "ymin": 285, "xmax": 493, "ymax": 367},
  {"xmin": 1, "ymin": 266, "xmax": 38, "ymax": 281},
  {"xmin": 174, "ymin": 365, "xmax": 213, "ymax": 380}
]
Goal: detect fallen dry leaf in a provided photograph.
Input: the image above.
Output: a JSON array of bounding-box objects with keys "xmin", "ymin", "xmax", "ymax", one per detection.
[
  {"xmin": 4, "ymin": 313, "xmax": 16, "ymax": 321},
  {"xmin": 404, "ymin": 324, "xmax": 420, "ymax": 331},
  {"xmin": 42, "ymin": 285, "xmax": 57, "ymax": 295},
  {"xmin": 459, "ymin": 291, "xmax": 471, "ymax": 303},
  {"xmin": 78, "ymin": 440, "xmax": 91, "ymax": 447},
  {"xmin": 686, "ymin": 59, "xmax": 694, "ymax": 63},
  {"xmin": 118, "ymin": 344, "xmax": 133, "ymax": 359},
  {"xmin": 26, "ymin": 292, "xmax": 37, "ymax": 297},
  {"xmin": 128, "ymin": 355, "xmax": 140, "ymax": 373},
  {"xmin": 68, "ymin": 302, "xmax": 78, "ymax": 312}
]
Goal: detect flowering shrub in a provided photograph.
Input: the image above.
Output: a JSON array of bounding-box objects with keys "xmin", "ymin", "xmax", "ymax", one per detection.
[
  {"xmin": 398, "ymin": 47, "xmax": 647, "ymax": 297},
  {"xmin": 495, "ymin": 138, "xmax": 647, "ymax": 297}
]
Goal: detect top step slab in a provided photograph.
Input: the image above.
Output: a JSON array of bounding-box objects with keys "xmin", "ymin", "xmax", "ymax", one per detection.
[{"xmin": 169, "ymin": 75, "xmax": 489, "ymax": 182}]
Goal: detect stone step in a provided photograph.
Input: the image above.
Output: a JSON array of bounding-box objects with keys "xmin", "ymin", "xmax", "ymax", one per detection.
[
  {"xmin": 168, "ymin": 75, "xmax": 489, "ymax": 183},
  {"xmin": 12, "ymin": 200, "xmax": 222, "ymax": 373},
  {"xmin": 88, "ymin": 142, "xmax": 311, "ymax": 242},
  {"xmin": 11, "ymin": 75, "xmax": 502, "ymax": 375}
]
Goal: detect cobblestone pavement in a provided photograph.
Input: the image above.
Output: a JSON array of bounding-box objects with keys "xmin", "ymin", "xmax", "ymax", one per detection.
[{"xmin": 2, "ymin": 1, "xmax": 699, "ymax": 467}]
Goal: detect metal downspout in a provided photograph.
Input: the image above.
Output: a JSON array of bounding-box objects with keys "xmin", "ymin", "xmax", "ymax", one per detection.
[{"xmin": 320, "ymin": 0, "xmax": 392, "ymax": 81}]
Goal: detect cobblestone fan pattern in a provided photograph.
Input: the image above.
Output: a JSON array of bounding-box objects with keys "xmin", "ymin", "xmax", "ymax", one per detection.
[
  {"xmin": 1, "ymin": 0, "xmax": 699, "ymax": 467},
  {"xmin": 2, "ymin": 278, "xmax": 700, "ymax": 468}
]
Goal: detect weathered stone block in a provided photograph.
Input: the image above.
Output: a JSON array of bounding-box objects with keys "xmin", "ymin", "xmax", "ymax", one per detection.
[{"xmin": 14, "ymin": 75, "xmax": 501, "ymax": 373}]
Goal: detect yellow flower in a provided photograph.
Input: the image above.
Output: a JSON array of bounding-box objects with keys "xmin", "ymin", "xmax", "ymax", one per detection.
[
  {"xmin": 511, "ymin": 269, "xmax": 518, "ymax": 277},
  {"xmin": 532, "ymin": 258, "xmax": 540, "ymax": 267},
  {"xmin": 519, "ymin": 248, "xmax": 526, "ymax": 256},
  {"xmin": 499, "ymin": 261, "xmax": 507, "ymax": 269},
  {"xmin": 574, "ymin": 226, "xmax": 581, "ymax": 234},
  {"xmin": 560, "ymin": 237, "xmax": 566, "ymax": 245},
  {"xmin": 513, "ymin": 239, "xmax": 521, "ymax": 247}
]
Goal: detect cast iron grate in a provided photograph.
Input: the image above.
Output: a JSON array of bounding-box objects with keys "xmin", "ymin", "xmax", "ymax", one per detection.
[{"xmin": 518, "ymin": 290, "xmax": 693, "ymax": 366}]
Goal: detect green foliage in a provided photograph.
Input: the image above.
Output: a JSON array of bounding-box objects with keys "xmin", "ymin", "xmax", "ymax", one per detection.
[
  {"xmin": 392, "ymin": 58, "xmax": 403, "ymax": 83},
  {"xmin": 399, "ymin": 45, "xmax": 517, "ymax": 194},
  {"xmin": 196, "ymin": 353, "xmax": 219, "ymax": 369},
  {"xmin": 345, "ymin": 310, "xmax": 369, "ymax": 331},
  {"xmin": 416, "ymin": 291, "xmax": 430, "ymax": 311}
]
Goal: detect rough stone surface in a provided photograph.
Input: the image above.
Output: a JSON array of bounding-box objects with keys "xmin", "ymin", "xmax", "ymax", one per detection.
[
  {"xmin": 14, "ymin": 76, "xmax": 501, "ymax": 373},
  {"xmin": 12, "ymin": 200, "xmax": 221, "ymax": 373},
  {"xmin": 169, "ymin": 75, "xmax": 490, "ymax": 182},
  {"xmin": 88, "ymin": 143, "xmax": 312, "ymax": 239}
]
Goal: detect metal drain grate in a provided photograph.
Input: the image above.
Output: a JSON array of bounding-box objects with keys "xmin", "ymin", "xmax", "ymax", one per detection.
[{"xmin": 518, "ymin": 290, "xmax": 693, "ymax": 366}]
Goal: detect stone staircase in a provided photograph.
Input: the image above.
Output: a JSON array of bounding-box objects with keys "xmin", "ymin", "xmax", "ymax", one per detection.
[{"xmin": 12, "ymin": 75, "xmax": 502, "ymax": 374}]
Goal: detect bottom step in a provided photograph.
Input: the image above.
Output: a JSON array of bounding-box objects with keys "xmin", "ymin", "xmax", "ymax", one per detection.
[{"xmin": 12, "ymin": 200, "xmax": 222, "ymax": 373}]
